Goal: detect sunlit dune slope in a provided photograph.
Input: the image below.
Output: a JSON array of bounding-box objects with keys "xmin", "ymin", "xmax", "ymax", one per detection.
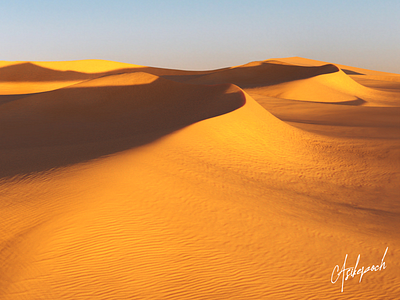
[
  {"xmin": 276, "ymin": 57, "xmax": 400, "ymax": 89},
  {"xmin": 34, "ymin": 59, "xmax": 145, "ymax": 73},
  {"xmin": 275, "ymin": 57, "xmax": 400, "ymax": 77},
  {"xmin": 0, "ymin": 72, "xmax": 244, "ymax": 177},
  {"xmin": 247, "ymin": 69, "xmax": 400, "ymax": 106}
]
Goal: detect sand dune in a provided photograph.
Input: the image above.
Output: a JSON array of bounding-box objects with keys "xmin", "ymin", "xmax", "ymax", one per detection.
[
  {"xmin": 0, "ymin": 59, "xmax": 144, "ymax": 73},
  {"xmin": 247, "ymin": 69, "xmax": 400, "ymax": 106},
  {"xmin": 0, "ymin": 62, "xmax": 98, "ymax": 82},
  {"xmin": 276, "ymin": 56, "xmax": 400, "ymax": 78},
  {"xmin": 34, "ymin": 59, "xmax": 145, "ymax": 73},
  {"xmin": 1, "ymin": 58, "xmax": 399, "ymax": 299},
  {"xmin": 188, "ymin": 60, "xmax": 340, "ymax": 87},
  {"xmin": 187, "ymin": 59, "xmax": 400, "ymax": 107},
  {"xmin": 0, "ymin": 60, "xmax": 138, "ymax": 94},
  {"xmin": 0, "ymin": 60, "xmax": 224, "ymax": 95},
  {"xmin": 0, "ymin": 72, "xmax": 244, "ymax": 177}
]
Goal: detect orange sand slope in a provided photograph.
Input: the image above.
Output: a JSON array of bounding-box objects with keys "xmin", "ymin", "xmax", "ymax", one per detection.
[
  {"xmin": 188, "ymin": 59, "xmax": 400, "ymax": 106},
  {"xmin": 1, "ymin": 58, "xmax": 400, "ymax": 299}
]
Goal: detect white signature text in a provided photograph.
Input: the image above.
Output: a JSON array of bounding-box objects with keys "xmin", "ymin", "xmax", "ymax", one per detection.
[{"xmin": 331, "ymin": 247, "xmax": 388, "ymax": 292}]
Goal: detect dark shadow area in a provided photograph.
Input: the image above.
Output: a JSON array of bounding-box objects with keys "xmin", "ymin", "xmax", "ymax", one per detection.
[
  {"xmin": 187, "ymin": 62, "xmax": 341, "ymax": 88},
  {"xmin": 294, "ymin": 98, "xmax": 367, "ymax": 106},
  {"xmin": 342, "ymin": 69, "xmax": 365, "ymax": 75},
  {"xmin": 0, "ymin": 92, "xmax": 45, "ymax": 105},
  {"xmin": 0, "ymin": 63, "xmax": 92, "ymax": 81},
  {"xmin": 161, "ymin": 74, "xmax": 209, "ymax": 82},
  {"xmin": 0, "ymin": 78, "xmax": 245, "ymax": 178},
  {"xmin": 336, "ymin": 202, "xmax": 400, "ymax": 240},
  {"xmin": 324, "ymin": 98, "xmax": 366, "ymax": 106}
]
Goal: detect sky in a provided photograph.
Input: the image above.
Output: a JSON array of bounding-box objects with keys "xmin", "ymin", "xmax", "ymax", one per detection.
[{"xmin": 1, "ymin": 0, "xmax": 400, "ymax": 73}]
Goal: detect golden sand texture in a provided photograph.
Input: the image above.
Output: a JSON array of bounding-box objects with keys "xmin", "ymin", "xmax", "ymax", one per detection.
[{"xmin": 1, "ymin": 58, "xmax": 399, "ymax": 299}]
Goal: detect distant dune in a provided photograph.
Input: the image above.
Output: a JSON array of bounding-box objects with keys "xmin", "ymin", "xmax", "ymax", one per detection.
[
  {"xmin": 188, "ymin": 59, "xmax": 400, "ymax": 107},
  {"xmin": 187, "ymin": 61, "xmax": 340, "ymax": 87},
  {"xmin": 1, "ymin": 58, "xmax": 399, "ymax": 299},
  {"xmin": 0, "ymin": 59, "xmax": 223, "ymax": 94}
]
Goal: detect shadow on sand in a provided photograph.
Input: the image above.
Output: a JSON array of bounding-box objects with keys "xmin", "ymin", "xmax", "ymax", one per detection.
[{"xmin": 0, "ymin": 78, "xmax": 245, "ymax": 178}]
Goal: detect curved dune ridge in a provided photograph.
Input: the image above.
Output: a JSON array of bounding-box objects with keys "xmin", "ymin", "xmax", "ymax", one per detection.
[
  {"xmin": 276, "ymin": 56, "xmax": 400, "ymax": 78},
  {"xmin": 0, "ymin": 71, "xmax": 245, "ymax": 176},
  {"xmin": 188, "ymin": 60, "xmax": 340, "ymax": 87},
  {"xmin": 188, "ymin": 59, "xmax": 400, "ymax": 107},
  {"xmin": 248, "ymin": 68, "xmax": 400, "ymax": 106},
  {"xmin": 0, "ymin": 72, "xmax": 245, "ymax": 148},
  {"xmin": 1, "ymin": 58, "xmax": 400, "ymax": 299}
]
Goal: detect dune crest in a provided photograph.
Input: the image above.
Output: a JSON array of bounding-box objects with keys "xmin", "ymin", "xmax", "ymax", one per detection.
[
  {"xmin": 0, "ymin": 71, "xmax": 245, "ymax": 177},
  {"xmin": 184, "ymin": 59, "xmax": 400, "ymax": 107},
  {"xmin": 248, "ymin": 69, "xmax": 400, "ymax": 106},
  {"xmin": 188, "ymin": 60, "xmax": 340, "ymax": 87},
  {"xmin": 68, "ymin": 72, "xmax": 159, "ymax": 88}
]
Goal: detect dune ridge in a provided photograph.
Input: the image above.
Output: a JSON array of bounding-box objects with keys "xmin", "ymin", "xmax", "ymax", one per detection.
[
  {"xmin": 185, "ymin": 59, "xmax": 400, "ymax": 107},
  {"xmin": 0, "ymin": 71, "xmax": 245, "ymax": 177},
  {"xmin": 188, "ymin": 61, "xmax": 340, "ymax": 87},
  {"xmin": 275, "ymin": 56, "xmax": 400, "ymax": 77},
  {"xmin": 247, "ymin": 69, "xmax": 400, "ymax": 106}
]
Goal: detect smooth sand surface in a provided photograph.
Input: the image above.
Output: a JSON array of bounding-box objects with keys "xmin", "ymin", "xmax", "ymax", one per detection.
[{"xmin": 1, "ymin": 58, "xmax": 399, "ymax": 299}]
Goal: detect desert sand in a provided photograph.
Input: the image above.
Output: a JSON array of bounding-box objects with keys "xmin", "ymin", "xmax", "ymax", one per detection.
[{"xmin": 1, "ymin": 58, "xmax": 399, "ymax": 299}]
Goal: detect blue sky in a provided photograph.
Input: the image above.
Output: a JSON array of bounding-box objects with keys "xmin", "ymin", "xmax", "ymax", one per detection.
[{"xmin": 1, "ymin": 0, "xmax": 400, "ymax": 72}]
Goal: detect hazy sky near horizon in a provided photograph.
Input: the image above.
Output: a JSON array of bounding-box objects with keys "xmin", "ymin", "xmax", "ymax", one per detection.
[{"xmin": 1, "ymin": 0, "xmax": 400, "ymax": 72}]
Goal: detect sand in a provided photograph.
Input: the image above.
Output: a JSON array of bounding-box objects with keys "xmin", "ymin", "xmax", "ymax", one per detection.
[{"xmin": 1, "ymin": 58, "xmax": 399, "ymax": 299}]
